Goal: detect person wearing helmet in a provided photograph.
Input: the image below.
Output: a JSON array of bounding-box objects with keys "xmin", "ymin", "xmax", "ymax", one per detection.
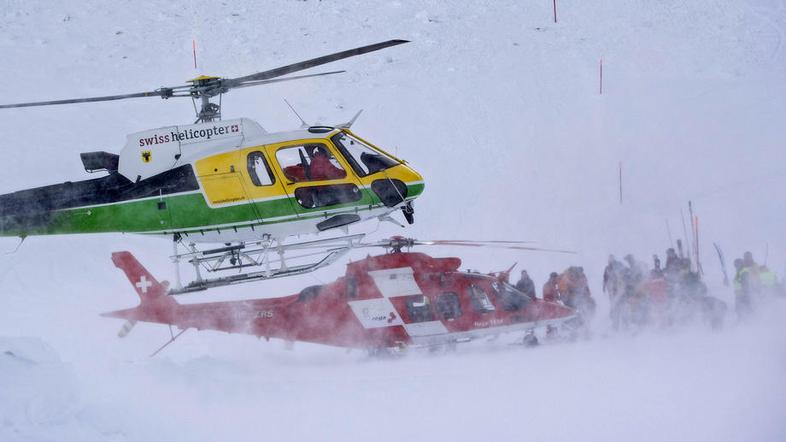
[{"xmin": 542, "ymin": 272, "xmax": 561, "ymax": 303}]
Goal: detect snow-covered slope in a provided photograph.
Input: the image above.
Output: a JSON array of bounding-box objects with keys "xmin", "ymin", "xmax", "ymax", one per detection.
[{"xmin": 0, "ymin": 1, "xmax": 785, "ymax": 440}]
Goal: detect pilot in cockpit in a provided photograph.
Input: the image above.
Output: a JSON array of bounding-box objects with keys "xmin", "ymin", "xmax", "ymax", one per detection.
[{"xmin": 309, "ymin": 146, "xmax": 346, "ymax": 181}]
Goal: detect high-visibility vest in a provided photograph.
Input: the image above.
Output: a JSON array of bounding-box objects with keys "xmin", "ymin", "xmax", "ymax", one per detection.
[
  {"xmin": 734, "ymin": 269, "xmax": 745, "ymax": 291},
  {"xmin": 759, "ymin": 268, "xmax": 778, "ymax": 287}
]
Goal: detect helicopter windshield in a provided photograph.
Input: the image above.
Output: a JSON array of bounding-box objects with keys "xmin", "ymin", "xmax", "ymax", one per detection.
[
  {"xmin": 491, "ymin": 281, "xmax": 529, "ymax": 311},
  {"xmin": 331, "ymin": 132, "xmax": 399, "ymax": 177},
  {"xmin": 468, "ymin": 285, "xmax": 496, "ymax": 313}
]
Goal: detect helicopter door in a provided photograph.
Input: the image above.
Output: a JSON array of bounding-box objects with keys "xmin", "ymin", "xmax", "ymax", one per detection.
[
  {"xmin": 194, "ymin": 150, "xmax": 259, "ymax": 226},
  {"xmin": 240, "ymin": 148, "xmax": 295, "ymax": 223},
  {"xmin": 271, "ymin": 141, "xmax": 369, "ymax": 231}
]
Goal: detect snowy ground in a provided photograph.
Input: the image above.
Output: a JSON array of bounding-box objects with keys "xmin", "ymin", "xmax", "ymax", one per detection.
[{"xmin": 1, "ymin": 0, "xmax": 785, "ymax": 440}]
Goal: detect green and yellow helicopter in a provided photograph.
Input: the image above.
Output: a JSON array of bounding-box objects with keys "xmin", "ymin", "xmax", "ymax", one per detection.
[{"xmin": 0, "ymin": 40, "xmax": 425, "ymax": 292}]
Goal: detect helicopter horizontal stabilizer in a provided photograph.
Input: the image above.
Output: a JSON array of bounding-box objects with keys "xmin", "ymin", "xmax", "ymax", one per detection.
[{"xmin": 80, "ymin": 151, "xmax": 119, "ymax": 173}]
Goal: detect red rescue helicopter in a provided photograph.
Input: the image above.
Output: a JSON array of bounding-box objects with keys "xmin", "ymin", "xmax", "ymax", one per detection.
[{"xmin": 103, "ymin": 237, "xmax": 576, "ymax": 354}]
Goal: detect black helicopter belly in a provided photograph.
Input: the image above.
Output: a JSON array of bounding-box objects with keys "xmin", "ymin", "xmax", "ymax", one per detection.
[{"xmin": 0, "ymin": 165, "xmax": 199, "ymax": 232}]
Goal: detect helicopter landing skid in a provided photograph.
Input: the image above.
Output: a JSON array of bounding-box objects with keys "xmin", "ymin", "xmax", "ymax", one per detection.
[{"xmin": 168, "ymin": 234, "xmax": 365, "ymax": 295}]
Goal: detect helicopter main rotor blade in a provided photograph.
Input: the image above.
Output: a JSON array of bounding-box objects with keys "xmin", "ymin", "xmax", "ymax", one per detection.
[
  {"xmin": 224, "ymin": 39, "xmax": 409, "ymax": 87},
  {"xmin": 354, "ymin": 237, "xmax": 577, "ymax": 255},
  {"xmin": 0, "ymin": 40, "xmax": 408, "ymax": 111},
  {"xmin": 421, "ymin": 240, "xmax": 537, "ymax": 245},
  {"xmin": 230, "ymin": 70, "xmax": 347, "ymax": 90},
  {"xmin": 447, "ymin": 244, "xmax": 577, "ymax": 254},
  {"xmin": 412, "ymin": 241, "xmax": 575, "ymax": 254},
  {"xmin": 0, "ymin": 88, "xmax": 179, "ymax": 110}
]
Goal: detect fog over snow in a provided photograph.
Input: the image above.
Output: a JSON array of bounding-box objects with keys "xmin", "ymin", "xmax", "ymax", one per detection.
[{"xmin": 1, "ymin": 0, "xmax": 785, "ymax": 441}]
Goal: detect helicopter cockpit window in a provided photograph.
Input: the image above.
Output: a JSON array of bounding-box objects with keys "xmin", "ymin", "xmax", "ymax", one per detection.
[
  {"xmin": 468, "ymin": 285, "xmax": 496, "ymax": 313},
  {"xmin": 491, "ymin": 281, "xmax": 529, "ymax": 312},
  {"xmin": 276, "ymin": 144, "xmax": 347, "ymax": 183},
  {"xmin": 247, "ymin": 151, "xmax": 275, "ymax": 186},
  {"xmin": 331, "ymin": 132, "xmax": 399, "ymax": 177},
  {"xmin": 436, "ymin": 292, "xmax": 463, "ymax": 320},
  {"xmin": 404, "ymin": 295, "xmax": 435, "ymax": 323}
]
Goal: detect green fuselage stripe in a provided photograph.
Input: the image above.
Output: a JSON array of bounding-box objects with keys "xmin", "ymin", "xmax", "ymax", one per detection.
[{"xmin": 0, "ymin": 183, "xmax": 425, "ymax": 237}]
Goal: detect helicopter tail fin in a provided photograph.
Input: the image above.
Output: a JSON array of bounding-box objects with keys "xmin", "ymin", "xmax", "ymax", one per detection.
[
  {"xmin": 102, "ymin": 252, "xmax": 177, "ymax": 324},
  {"xmin": 111, "ymin": 251, "xmax": 174, "ymax": 305}
]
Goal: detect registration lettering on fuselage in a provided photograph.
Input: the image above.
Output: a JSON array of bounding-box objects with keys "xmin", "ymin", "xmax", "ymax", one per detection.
[{"xmin": 473, "ymin": 318, "xmax": 505, "ymax": 328}]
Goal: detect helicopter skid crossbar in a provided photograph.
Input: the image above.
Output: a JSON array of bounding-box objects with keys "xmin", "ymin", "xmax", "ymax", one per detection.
[{"xmin": 168, "ymin": 234, "xmax": 365, "ymax": 295}]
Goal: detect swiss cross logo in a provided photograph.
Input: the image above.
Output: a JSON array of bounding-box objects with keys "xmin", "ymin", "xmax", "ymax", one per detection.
[
  {"xmin": 135, "ymin": 276, "xmax": 153, "ymax": 294},
  {"xmin": 231, "ymin": 124, "xmax": 239, "ymax": 133}
]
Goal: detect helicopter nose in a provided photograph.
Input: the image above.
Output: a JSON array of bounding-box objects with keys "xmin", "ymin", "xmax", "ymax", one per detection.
[{"xmin": 402, "ymin": 166, "xmax": 425, "ymax": 200}]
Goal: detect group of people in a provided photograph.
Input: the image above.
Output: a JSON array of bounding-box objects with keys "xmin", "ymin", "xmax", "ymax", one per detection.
[
  {"xmin": 733, "ymin": 251, "xmax": 784, "ymax": 320},
  {"xmin": 510, "ymin": 247, "xmax": 782, "ymax": 334},
  {"xmin": 514, "ymin": 267, "xmax": 597, "ymax": 325},
  {"xmin": 602, "ymin": 248, "xmax": 727, "ymax": 330}
]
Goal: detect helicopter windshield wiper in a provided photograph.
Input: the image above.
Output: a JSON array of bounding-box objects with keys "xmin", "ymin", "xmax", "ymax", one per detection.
[{"xmin": 0, "ymin": 39, "xmax": 410, "ymax": 122}]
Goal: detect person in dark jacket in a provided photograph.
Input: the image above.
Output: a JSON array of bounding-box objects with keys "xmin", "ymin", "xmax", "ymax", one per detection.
[{"xmin": 515, "ymin": 270, "xmax": 537, "ymax": 300}]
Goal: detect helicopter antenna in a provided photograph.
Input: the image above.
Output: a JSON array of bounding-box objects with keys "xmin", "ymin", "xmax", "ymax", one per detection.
[
  {"xmin": 337, "ymin": 109, "xmax": 363, "ymax": 129},
  {"xmin": 284, "ymin": 98, "xmax": 309, "ymax": 128}
]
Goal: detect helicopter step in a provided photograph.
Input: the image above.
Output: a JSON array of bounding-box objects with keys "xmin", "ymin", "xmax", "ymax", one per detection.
[{"xmin": 169, "ymin": 233, "xmax": 365, "ymax": 295}]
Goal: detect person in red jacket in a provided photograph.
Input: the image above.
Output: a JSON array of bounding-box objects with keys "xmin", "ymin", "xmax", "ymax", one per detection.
[
  {"xmin": 309, "ymin": 146, "xmax": 346, "ymax": 181},
  {"xmin": 542, "ymin": 272, "xmax": 561, "ymax": 303}
]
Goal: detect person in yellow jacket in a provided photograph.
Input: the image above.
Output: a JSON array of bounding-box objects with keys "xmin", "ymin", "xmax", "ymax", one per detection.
[
  {"xmin": 733, "ymin": 258, "xmax": 753, "ymax": 320},
  {"xmin": 758, "ymin": 265, "xmax": 784, "ymax": 297}
]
